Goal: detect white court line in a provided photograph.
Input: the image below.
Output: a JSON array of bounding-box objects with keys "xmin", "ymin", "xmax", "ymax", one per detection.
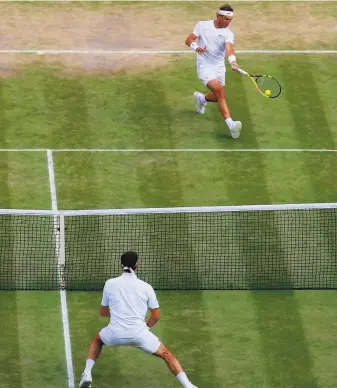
[
  {"xmin": 1, "ymin": 49, "xmax": 337, "ymax": 54},
  {"xmin": 1, "ymin": 0, "xmax": 336, "ymax": 2},
  {"xmin": 47, "ymin": 150, "xmax": 58, "ymax": 209},
  {"xmin": 0, "ymin": 149, "xmax": 48, "ymax": 152},
  {"xmin": 3, "ymin": 148, "xmax": 337, "ymax": 152},
  {"xmin": 52, "ymin": 148, "xmax": 337, "ymax": 153},
  {"xmin": 47, "ymin": 150, "xmax": 75, "ymax": 388}
]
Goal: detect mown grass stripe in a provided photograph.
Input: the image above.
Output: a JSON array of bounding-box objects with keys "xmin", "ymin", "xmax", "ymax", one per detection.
[
  {"xmin": 0, "ymin": 292, "xmax": 22, "ymax": 388},
  {"xmin": 16, "ymin": 292, "xmax": 69, "ymax": 388},
  {"xmin": 224, "ymin": 74, "xmax": 319, "ymax": 386},
  {"xmin": 281, "ymin": 58, "xmax": 335, "ymax": 148},
  {"xmin": 126, "ymin": 76, "xmax": 221, "ymax": 385},
  {"xmin": 0, "ymin": 81, "xmax": 11, "ymax": 207}
]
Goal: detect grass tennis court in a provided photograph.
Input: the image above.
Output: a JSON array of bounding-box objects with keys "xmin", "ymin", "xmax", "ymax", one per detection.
[
  {"xmin": 0, "ymin": 1, "xmax": 337, "ymax": 387},
  {"xmin": 1, "ymin": 55, "xmax": 337, "ymax": 209}
]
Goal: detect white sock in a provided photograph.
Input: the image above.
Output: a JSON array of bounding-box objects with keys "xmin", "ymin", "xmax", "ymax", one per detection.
[
  {"xmin": 225, "ymin": 117, "xmax": 235, "ymax": 129},
  {"xmin": 198, "ymin": 93, "xmax": 207, "ymax": 104},
  {"xmin": 84, "ymin": 359, "xmax": 95, "ymax": 373},
  {"xmin": 176, "ymin": 372, "xmax": 192, "ymax": 387}
]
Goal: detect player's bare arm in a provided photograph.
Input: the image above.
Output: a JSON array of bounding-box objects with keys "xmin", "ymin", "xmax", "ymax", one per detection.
[
  {"xmin": 185, "ymin": 33, "xmax": 207, "ymax": 54},
  {"xmin": 225, "ymin": 42, "xmax": 239, "ymax": 72},
  {"xmin": 100, "ymin": 305, "xmax": 110, "ymax": 317},
  {"xmin": 146, "ymin": 308, "xmax": 160, "ymax": 327}
]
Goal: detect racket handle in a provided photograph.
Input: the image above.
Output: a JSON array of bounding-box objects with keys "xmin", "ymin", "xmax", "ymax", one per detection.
[{"xmin": 238, "ymin": 68, "xmax": 248, "ymax": 76}]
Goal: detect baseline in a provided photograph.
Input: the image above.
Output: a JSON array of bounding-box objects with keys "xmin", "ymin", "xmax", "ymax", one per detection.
[
  {"xmin": 2, "ymin": 148, "xmax": 337, "ymax": 153},
  {"xmin": 1, "ymin": 49, "xmax": 337, "ymax": 54},
  {"xmin": 1, "ymin": 0, "xmax": 336, "ymax": 2}
]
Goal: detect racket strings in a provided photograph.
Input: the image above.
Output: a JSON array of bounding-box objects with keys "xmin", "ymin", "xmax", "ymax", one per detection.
[{"xmin": 256, "ymin": 76, "xmax": 281, "ymax": 97}]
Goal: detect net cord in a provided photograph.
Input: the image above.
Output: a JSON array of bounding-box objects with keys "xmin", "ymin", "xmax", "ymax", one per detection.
[{"xmin": 1, "ymin": 202, "xmax": 337, "ymax": 216}]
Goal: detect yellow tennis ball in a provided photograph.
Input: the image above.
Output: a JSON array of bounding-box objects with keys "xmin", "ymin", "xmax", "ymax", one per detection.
[{"xmin": 265, "ymin": 89, "xmax": 271, "ymax": 96}]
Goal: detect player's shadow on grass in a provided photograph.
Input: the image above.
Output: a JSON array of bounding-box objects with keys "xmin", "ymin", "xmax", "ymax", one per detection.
[
  {"xmin": 176, "ymin": 108, "xmax": 236, "ymax": 141},
  {"xmin": 214, "ymin": 130, "xmax": 233, "ymax": 140}
]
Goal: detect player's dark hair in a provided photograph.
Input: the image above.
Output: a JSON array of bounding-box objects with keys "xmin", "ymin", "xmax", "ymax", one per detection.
[
  {"xmin": 121, "ymin": 251, "xmax": 138, "ymax": 273},
  {"xmin": 219, "ymin": 4, "xmax": 234, "ymax": 12}
]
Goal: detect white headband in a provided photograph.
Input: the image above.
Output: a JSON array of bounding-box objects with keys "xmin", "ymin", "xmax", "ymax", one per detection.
[
  {"xmin": 217, "ymin": 10, "xmax": 234, "ymax": 16},
  {"xmin": 123, "ymin": 266, "xmax": 135, "ymax": 272}
]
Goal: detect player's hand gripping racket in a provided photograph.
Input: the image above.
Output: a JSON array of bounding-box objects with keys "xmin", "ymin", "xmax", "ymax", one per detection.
[{"xmin": 238, "ymin": 68, "xmax": 282, "ymax": 99}]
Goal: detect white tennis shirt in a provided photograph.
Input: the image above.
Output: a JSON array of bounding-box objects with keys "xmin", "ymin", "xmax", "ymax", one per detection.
[
  {"xmin": 193, "ymin": 20, "xmax": 234, "ymax": 68},
  {"xmin": 101, "ymin": 271, "xmax": 160, "ymax": 338}
]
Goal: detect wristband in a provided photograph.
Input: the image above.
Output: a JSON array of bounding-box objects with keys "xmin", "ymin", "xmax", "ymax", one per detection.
[
  {"xmin": 190, "ymin": 42, "xmax": 199, "ymax": 52},
  {"xmin": 228, "ymin": 55, "xmax": 237, "ymax": 64}
]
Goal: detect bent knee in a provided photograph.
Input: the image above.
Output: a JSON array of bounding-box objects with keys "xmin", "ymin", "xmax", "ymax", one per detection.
[
  {"xmin": 156, "ymin": 345, "xmax": 173, "ymax": 360},
  {"xmin": 207, "ymin": 80, "xmax": 223, "ymax": 91},
  {"xmin": 162, "ymin": 349, "xmax": 175, "ymax": 361},
  {"xmin": 94, "ymin": 333, "xmax": 104, "ymax": 344},
  {"xmin": 211, "ymin": 85, "xmax": 223, "ymax": 94}
]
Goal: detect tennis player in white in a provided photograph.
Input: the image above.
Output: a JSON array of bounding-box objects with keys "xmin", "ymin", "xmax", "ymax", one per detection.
[
  {"xmin": 185, "ymin": 3, "xmax": 242, "ymax": 139},
  {"xmin": 79, "ymin": 251, "xmax": 198, "ymax": 388}
]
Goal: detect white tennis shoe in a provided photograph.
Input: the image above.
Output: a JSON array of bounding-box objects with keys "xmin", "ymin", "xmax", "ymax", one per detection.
[
  {"xmin": 79, "ymin": 372, "xmax": 92, "ymax": 388},
  {"xmin": 194, "ymin": 92, "xmax": 207, "ymax": 115},
  {"xmin": 229, "ymin": 121, "xmax": 242, "ymax": 139}
]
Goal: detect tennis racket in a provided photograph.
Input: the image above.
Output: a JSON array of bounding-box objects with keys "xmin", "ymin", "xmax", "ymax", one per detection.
[{"xmin": 238, "ymin": 68, "xmax": 282, "ymax": 99}]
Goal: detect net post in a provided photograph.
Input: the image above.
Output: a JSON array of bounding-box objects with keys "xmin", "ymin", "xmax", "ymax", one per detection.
[{"xmin": 59, "ymin": 211, "xmax": 66, "ymax": 290}]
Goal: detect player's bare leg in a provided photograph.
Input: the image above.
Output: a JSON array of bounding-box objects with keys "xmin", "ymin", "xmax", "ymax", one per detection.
[
  {"xmin": 207, "ymin": 80, "xmax": 231, "ymax": 118},
  {"xmin": 79, "ymin": 334, "xmax": 104, "ymax": 388},
  {"xmin": 204, "ymin": 91, "xmax": 217, "ymax": 102},
  {"xmin": 88, "ymin": 333, "xmax": 104, "ymax": 360},
  {"xmin": 154, "ymin": 343, "xmax": 183, "ymax": 375},
  {"xmin": 207, "ymin": 80, "xmax": 242, "ymax": 139},
  {"xmin": 154, "ymin": 344, "xmax": 198, "ymax": 388}
]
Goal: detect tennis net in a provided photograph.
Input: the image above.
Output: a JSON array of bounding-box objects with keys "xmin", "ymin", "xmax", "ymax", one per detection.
[{"xmin": 0, "ymin": 204, "xmax": 336, "ymax": 290}]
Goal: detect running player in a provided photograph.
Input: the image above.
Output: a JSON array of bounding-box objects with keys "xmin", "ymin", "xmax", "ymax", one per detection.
[{"xmin": 185, "ymin": 4, "xmax": 242, "ymax": 139}]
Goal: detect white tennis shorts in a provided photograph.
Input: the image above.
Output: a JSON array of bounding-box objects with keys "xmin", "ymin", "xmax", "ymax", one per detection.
[
  {"xmin": 99, "ymin": 326, "xmax": 161, "ymax": 354},
  {"xmin": 197, "ymin": 65, "xmax": 226, "ymax": 86}
]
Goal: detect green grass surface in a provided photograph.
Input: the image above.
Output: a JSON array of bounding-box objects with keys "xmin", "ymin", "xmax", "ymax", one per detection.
[
  {"xmin": 67, "ymin": 290, "xmax": 337, "ymax": 388},
  {"xmin": 0, "ymin": 153, "xmax": 51, "ymax": 209},
  {"xmin": 0, "ymin": 42, "xmax": 336, "ymax": 388},
  {"xmin": 0, "ymin": 55, "xmax": 336, "ymax": 209},
  {"xmin": 54, "ymin": 152, "xmax": 337, "ymax": 208},
  {"xmin": 1, "ymin": 291, "xmax": 336, "ymax": 387},
  {"xmin": 0, "ymin": 292, "xmax": 67, "ymax": 388},
  {"xmin": 0, "ymin": 55, "xmax": 336, "ymax": 150}
]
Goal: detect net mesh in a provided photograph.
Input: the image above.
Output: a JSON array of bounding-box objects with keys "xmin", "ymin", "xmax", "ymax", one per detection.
[
  {"xmin": 0, "ymin": 207, "xmax": 336, "ymax": 291},
  {"xmin": 65, "ymin": 208, "xmax": 337, "ymax": 290},
  {"xmin": 0, "ymin": 214, "xmax": 59, "ymax": 290}
]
